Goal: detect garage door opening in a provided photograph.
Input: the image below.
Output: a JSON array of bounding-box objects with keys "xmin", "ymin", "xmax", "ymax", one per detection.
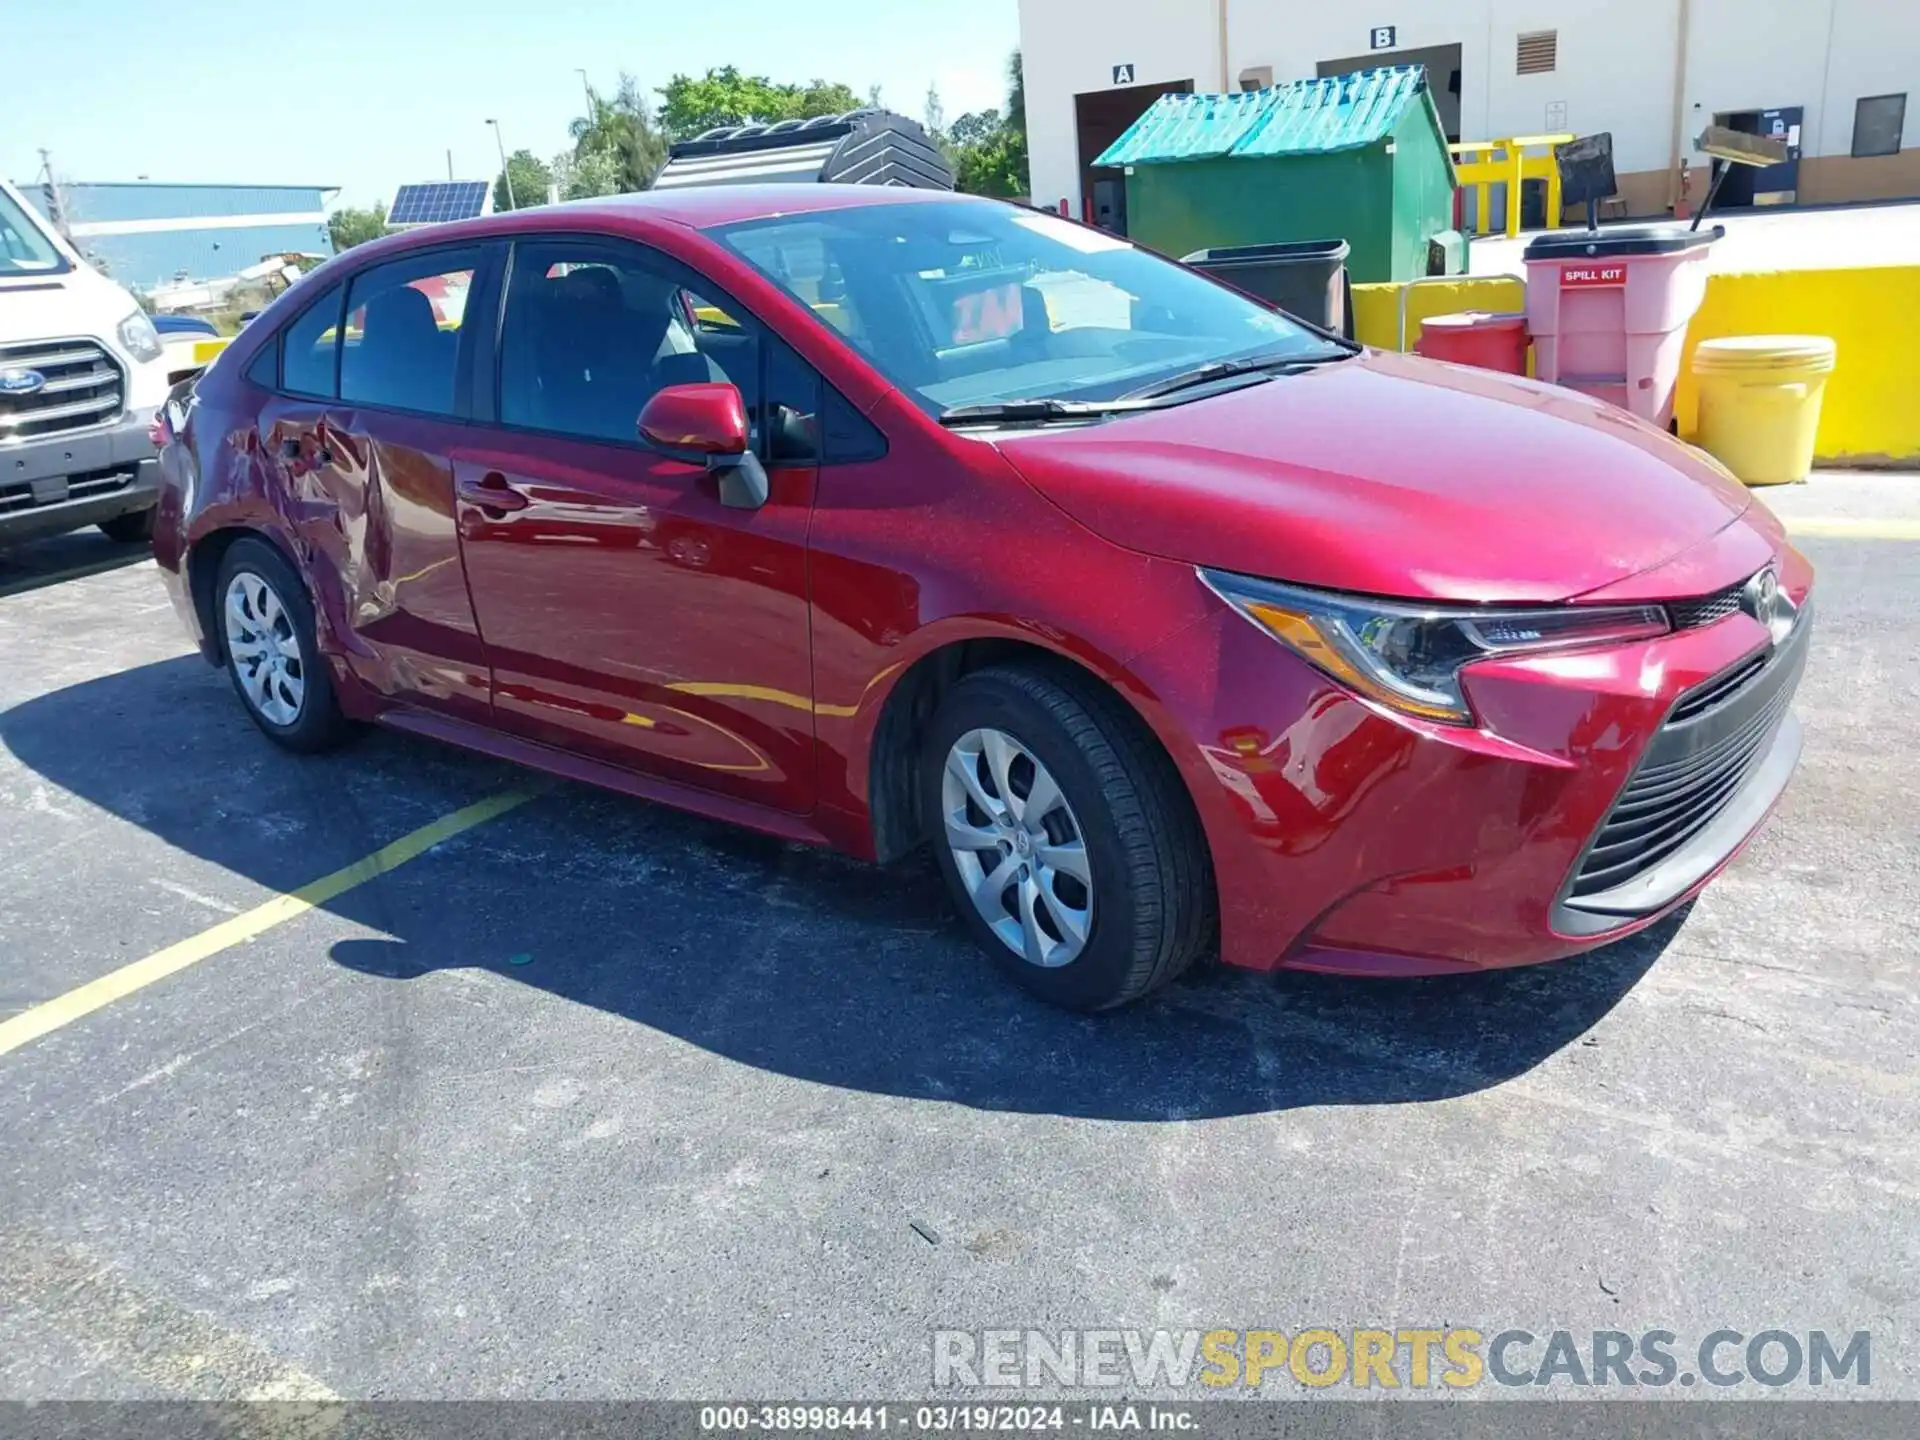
[
  {"xmin": 1319, "ymin": 44, "xmax": 1463, "ymax": 142},
  {"xmin": 1710, "ymin": 107, "xmax": 1804, "ymax": 208},
  {"xmin": 1076, "ymin": 78, "xmax": 1193, "ymax": 234}
]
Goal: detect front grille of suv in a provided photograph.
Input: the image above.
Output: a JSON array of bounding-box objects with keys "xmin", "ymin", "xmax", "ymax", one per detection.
[
  {"xmin": 0, "ymin": 465, "xmax": 138, "ymax": 516},
  {"xmin": 0, "ymin": 338, "xmax": 125, "ymax": 443}
]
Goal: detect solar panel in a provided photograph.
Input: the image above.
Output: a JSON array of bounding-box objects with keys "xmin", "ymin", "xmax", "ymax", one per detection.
[{"xmin": 388, "ymin": 180, "xmax": 491, "ymax": 226}]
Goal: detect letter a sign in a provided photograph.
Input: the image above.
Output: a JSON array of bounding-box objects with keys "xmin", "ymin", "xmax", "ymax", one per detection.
[{"xmin": 1112, "ymin": 64, "xmax": 1135, "ymax": 85}]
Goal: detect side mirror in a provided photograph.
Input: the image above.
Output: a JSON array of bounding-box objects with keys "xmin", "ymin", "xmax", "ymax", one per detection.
[{"xmin": 637, "ymin": 383, "xmax": 767, "ymax": 509}]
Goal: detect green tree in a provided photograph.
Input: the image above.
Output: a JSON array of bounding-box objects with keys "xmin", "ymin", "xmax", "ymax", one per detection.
[
  {"xmin": 949, "ymin": 108, "xmax": 1002, "ymax": 148},
  {"xmin": 493, "ymin": 149, "xmax": 554, "ymax": 211},
  {"xmin": 571, "ymin": 74, "xmax": 669, "ymax": 191},
  {"xmin": 945, "ymin": 52, "xmax": 1030, "ymax": 198},
  {"xmin": 954, "ymin": 128, "xmax": 1028, "ymax": 198},
  {"xmin": 656, "ymin": 67, "xmax": 866, "ymax": 138},
  {"xmin": 327, "ymin": 202, "xmax": 387, "ymax": 252}
]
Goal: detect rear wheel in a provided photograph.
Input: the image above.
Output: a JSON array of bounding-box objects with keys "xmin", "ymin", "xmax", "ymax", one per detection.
[
  {"xmin": 215, "ymin": 537, "xmax": 349, "ymax": 753},
  {"xmin": 921, "ymin": 664, "xmax": 1214, "ymax": 1011},
  {"xmin": 98, "ymin": 507, "xmax": 155, "ymax": 543}
]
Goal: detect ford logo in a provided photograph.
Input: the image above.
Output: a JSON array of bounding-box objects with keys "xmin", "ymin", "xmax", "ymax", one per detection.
[{"xmin": 0, "ymin": 367, "xmax": 48, "ymax": 396}]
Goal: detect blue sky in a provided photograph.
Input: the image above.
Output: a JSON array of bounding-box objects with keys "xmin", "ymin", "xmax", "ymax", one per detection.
[{"xmin": 7, "ymin": 0, "xmax": 1020, "ymax": 210}]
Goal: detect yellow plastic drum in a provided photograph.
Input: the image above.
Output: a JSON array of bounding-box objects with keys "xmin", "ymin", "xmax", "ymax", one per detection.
[{"xmin": 1691, "ymin": 335, "xmax": 1838, "ymax": 486}]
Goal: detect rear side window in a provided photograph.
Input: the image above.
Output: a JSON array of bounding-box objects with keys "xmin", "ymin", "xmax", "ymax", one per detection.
[
  {"xmin": 280, "ymin": 284, "xmax": 345, "ymax": 398},
  {"xmin": 340, "ymin": 252, "xmax": 478, "ymax": 417}
]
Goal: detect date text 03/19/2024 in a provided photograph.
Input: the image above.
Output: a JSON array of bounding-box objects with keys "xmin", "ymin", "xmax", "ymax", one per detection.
[{"xmin": 699, "ymin": 1404, "xmax": 1197, "ymax": 1432}]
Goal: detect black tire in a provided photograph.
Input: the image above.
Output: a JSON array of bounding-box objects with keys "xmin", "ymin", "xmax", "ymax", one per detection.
[
  {"xmin": 98, "ymin": 506, "xmax": 155, "ymax": 543},
  {"xmin": 920, "ymin": 663, "xmax": 1215, "ymax": 1011},
  {"xmin": 214, "ymin": 536, "xmax": 351, "ymax": 753}
]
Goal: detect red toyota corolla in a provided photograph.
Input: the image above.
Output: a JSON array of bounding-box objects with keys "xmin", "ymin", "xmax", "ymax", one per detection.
[{"xmin": 152, "ymin": 186, "xmax": 1811, "ymax": 1010}]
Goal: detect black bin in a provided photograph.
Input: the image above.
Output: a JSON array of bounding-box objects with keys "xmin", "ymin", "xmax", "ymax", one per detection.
[{"xmin": 1181, "ymin": 239, "xmax": 1351, "ymax": 335}]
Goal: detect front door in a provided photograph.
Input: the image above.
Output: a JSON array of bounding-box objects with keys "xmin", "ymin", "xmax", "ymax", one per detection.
[{"xmin": 454, "ymin": 236, "xmax": 818, "ymax": 812}]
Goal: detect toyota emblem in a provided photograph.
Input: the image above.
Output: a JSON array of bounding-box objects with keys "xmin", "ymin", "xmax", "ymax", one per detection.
[{"xmin": 1741, "ymin": 566, "xmax": 1795, "ymax": 644}]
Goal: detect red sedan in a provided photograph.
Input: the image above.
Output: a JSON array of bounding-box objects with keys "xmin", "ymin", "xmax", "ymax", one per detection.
[{"xmin": 152, "ymin": 186, "xmax": 1810, "ymax": 1011}]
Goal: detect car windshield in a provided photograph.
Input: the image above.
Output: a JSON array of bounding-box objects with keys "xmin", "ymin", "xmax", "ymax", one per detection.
[
  {"xmin": 0, "ymin": 187, "xmax": 69, "ymax": 276},
  {"xmin": 711, "ymin": 200, "xmax": 1346, "ymax": 416}
]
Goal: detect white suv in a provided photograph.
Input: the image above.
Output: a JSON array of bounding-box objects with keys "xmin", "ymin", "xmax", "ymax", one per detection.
[{"xmin": 1, "ymin": 177, "xmax": 172, "ymax": 546}]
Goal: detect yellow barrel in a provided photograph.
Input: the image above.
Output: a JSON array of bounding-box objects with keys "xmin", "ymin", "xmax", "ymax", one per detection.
[{"xmin": 1691, "ymin": 335, "xmax": 1837, "ymax": 486}]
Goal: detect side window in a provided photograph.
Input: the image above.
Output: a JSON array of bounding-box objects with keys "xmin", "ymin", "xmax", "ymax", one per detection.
[
  {"xmin": 498, "ymin": 241, "xmax": 766, "ymax": 447},
  {"xmin": 762, "ymin": 336, "xmax": 819, "ymax": 464},
  {"xmin": 822, "ymin": 388, "xmax": 888, "ymax": 464},
  {"xmin": 339, "ymin": 253, "xmax": 476, "ymax": 417},
  {"xmin": 280, "ymin": 284, "xmax": 344, "ymax": 398}
]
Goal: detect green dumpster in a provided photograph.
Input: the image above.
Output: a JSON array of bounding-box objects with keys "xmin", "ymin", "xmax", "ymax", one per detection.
[{"xmin": 1094, "ymin": 65, "xmax": 1457, "ymax": 285}]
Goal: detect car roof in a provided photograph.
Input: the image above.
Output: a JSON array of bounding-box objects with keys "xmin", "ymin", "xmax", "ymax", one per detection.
[{"xmin": 346, "ymin": 184, "xmax": 994, "ymax": 264}]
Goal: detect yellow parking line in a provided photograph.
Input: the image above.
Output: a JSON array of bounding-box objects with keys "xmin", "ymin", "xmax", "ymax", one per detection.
[
  {"xmin": 1783, "ymin": 516, "xmax": 1920, "ymax": 540},
  {"xmin": 0, "ymin": 788, "xmax": 539, "ymax": 1059}
]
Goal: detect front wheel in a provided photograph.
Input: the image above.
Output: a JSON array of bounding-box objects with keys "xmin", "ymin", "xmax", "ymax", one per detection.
[
  {"xmin": 921, "ymin": 664, "xmax": 1214, "ymax": 1011},
  {"xmin": 215, "ymin": 537, "xmax": 350, "ymax": 753}
]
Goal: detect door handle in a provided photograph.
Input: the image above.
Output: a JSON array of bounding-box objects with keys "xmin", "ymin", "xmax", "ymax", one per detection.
[{"xmin": 456, "ymin": 471, "xmax": 531, "ymax": 513}]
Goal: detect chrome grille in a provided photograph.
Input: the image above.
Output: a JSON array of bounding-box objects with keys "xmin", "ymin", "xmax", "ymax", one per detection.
[
  {"xmin": 0, "ymin": 466, "xmax": 138, "ymax": 514},
  {"xmin": 1568, "ymin": 623, "xmax": 1808, "ymax": 902},
  {"xmin": 0, "ymin": 338, "xmax": 124, "ymax": 442}
]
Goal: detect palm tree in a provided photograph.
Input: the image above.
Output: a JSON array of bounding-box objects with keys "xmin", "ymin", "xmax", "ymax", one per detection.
[{"xmin": 570, "ymin": 74, "xmax": 669, "ymax": 193}]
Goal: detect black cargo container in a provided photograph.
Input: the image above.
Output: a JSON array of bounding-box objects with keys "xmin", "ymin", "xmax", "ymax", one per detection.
[{"xmin": 652, "ymin": 109, "xmax": 954, "ymax": 192}]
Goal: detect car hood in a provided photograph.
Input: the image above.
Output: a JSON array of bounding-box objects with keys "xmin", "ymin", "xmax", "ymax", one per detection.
[{"xmin": 994, "ymin": 350, "xmax": 1759, "ymax": 604}]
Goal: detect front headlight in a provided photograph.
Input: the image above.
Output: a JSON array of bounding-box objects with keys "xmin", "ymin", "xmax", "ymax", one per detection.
[
  {"xmin": 117, "ymin": 310, "xmax": 164, "ymax": 364},
  {"xmin": 1200, "ymin": 569, "xmax": 1671, "ymax": 725}
]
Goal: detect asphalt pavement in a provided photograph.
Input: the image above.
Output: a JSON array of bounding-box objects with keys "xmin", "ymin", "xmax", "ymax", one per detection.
[{"xmin": 1, "ymin": 494, "xmax": 1916, "ymax": 1401}]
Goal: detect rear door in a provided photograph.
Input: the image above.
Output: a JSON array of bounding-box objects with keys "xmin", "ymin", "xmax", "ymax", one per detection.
[{"xmin": 259, "ymin": 244, "xmax": 500, "ymax": 724}]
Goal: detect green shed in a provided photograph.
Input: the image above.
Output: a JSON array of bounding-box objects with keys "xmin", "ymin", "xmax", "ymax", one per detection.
[{"xmin": 1094, "ymin": 65, "xmax": 1457, "ymax": 284}]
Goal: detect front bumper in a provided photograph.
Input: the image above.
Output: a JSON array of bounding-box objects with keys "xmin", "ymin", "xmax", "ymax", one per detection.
[
  {"xmin": 1131, "ymin": 557, "xmax": 1814, "ymax": 976},
  {"xmin": 0, "ymin": 411, "xmax": 159, "ymax": 546}
]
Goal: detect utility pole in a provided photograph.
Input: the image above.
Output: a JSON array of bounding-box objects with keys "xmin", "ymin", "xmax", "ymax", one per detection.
[
  {"xmin": 576, "ymin": 68, "xmax": 596, "ymax": 116},
  {"xmin": 486, "ymin": 119, "xmax": 516, "ymax": 209},
  {"xmin": 446, "ymin": 149, "xmax": 454, "ymax": 180},
  {"xmin": 35, "ymin": 147, "xmax": 69, "ymax": 237}
]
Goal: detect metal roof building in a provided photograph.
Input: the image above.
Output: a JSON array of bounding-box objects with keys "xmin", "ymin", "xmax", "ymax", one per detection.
[{"xmin": 16, "ymin": 182, "xmax": 337, "ymax": 292}]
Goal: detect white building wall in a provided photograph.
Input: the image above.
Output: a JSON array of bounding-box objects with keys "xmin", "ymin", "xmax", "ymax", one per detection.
[
  {"xmin": 1019, "ymin": 0, "xmax": 1221, "ymax": 210},
  {"xmin": 1224, "ymin": 2, "xmax": 1684, "ymax": 176},
  {"xmin": 1814, "ymin": 0, "xmax": 1920, "ymax": 155},
  {"xmin": 1021, "ymin": 0, "xmax": 1920, "ymax": 212}
]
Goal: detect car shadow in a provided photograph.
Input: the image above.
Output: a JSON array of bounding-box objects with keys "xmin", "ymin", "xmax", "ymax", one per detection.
[{"xmin": 4, "ymin": 655, "xmax": 1679, "ymax": 1120}]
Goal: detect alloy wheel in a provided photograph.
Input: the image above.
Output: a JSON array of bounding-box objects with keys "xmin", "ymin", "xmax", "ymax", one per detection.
[
  {"xmin": 223, "ymin": 571, "xmax": 306, "ymax": 727},
  {"xmin": 941, "ymin": 727, "xmax": 1094, "ymax": 968}
]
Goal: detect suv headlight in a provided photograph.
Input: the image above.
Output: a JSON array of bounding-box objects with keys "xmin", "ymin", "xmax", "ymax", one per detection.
[
  {"xmin": 1200, "ymin": 569, "xmax": 1671, "ymax": 724},
  {"xmin": 117, "ymin": 310, "xmax": 164, "ymax": 363}
]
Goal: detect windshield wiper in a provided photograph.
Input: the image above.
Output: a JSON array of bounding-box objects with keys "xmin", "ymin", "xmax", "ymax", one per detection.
[
  {"xmin": 1121, "ymin": 349, "xmax": 1354, "ymax": 401},
  {"xmin": 937, "ymin": 397, "xmax": 1154, "ymax": 426}
]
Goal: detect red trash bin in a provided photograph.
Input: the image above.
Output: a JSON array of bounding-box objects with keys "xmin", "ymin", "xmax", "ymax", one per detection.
[{"xmin": 1413, "ymin": 311, "xmax": 1530, "ymax": 375}]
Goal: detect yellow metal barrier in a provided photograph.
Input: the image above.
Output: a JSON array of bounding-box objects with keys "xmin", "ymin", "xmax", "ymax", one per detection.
[
  {"xmin": 1355, "ymin": 265, "xmax": 1920, "ymax": 466},
  {"xmin": 1351, "ymin": 276, "xmax": 1527, "ymax": 353},
  {"xmin": 1448, "ymin": 134, "xmax": 1573, "ymax": 237}
]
